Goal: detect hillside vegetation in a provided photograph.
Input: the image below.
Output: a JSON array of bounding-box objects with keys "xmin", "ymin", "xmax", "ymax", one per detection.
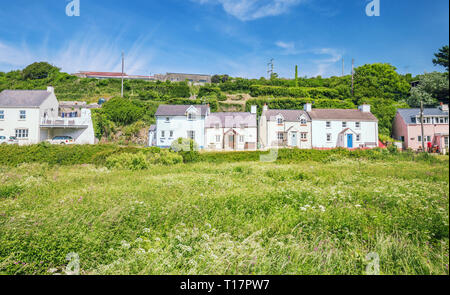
[{"xmin": 1, "ymin": 61, "xmax": 448, "ymax": 143}]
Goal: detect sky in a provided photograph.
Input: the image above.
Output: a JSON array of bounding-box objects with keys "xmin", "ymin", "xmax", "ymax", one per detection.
[{"xmin": 0, "ymin": 0, "xmax": 448, "ymax": 78}]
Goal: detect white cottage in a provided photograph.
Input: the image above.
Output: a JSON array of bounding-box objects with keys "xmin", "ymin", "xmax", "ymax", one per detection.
[
  {"xmin": 0, "ymin": 87, "xmax": 95, "ymax": 145},
  {"xmin": 154, "ymin": 104, "xmax": 210, "ymax": 149},
  {"xmin": 308, "ymin": 104, "xmax": 379, "ymax": 149},
  {"xmin": 259, "ymin": 104, "xmax": 312, "ymax": 149},
  {"xmin": 205, "ymin": 110, "xmax": 257, "ymax": 151}
]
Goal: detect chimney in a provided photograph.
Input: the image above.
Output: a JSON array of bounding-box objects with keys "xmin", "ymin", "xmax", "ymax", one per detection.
[
  {"xmin": 263, "ymin": 103, "xmax": 268, "ymax": 112},
  {"xmin": 440, "ymin": 102, "xmax": 449, "ymax": 112},
  {"xmin": 358, "ymin": 104, "xmax": 371, "ymax": 113},
  {"xmin": 251, "ymin": 105, "xmax": 257, "ymax": 114},
  {"xmin": 304, "ymin": 103, "xmax": 312, "ymax": 112},
  {"xmin": 47, "ymin": 86, "xmax": 54, "ymax": 93}
]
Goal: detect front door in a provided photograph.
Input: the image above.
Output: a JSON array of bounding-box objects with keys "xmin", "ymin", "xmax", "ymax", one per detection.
[
  {"xmin": 347, "ymin": 134, "xmax": 353, "ymax": 148},
  {"xmin": 290, "ymin": 132, "xmax": 297, "ymax": 147},
  {"xmin": 228, "ymin": 135, "xmax": 235, "ymax": 149}
]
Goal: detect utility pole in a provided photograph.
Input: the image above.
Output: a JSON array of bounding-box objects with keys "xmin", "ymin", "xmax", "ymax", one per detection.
[
  {"xmin": 351, "ymin": 58, "xmax": 355, "ymax": 96},
  {"xmin": 420, "ymin": 100, "xmax": 425, "ymax": 152},
  {"xmin": 342, "ymin": 58, "xmax": 344, "ymax": 77},
  {"xmin": 121, "ymin": 51, "xmax": 124, "ymax": 98}
]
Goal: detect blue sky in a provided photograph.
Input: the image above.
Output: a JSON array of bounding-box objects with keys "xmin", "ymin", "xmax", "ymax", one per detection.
[{"xmin": 0, "ymin": 0, "xmax": 448, "ymax": 78}]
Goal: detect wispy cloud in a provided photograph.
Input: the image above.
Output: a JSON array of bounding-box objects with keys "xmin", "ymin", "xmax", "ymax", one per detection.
[{"xmin": 193, "ymin": 0, "xmax": 305, "ymax": 21}]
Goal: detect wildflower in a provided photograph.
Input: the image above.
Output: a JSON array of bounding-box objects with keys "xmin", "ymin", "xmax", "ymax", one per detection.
[{"xmin": 143, "ymin": 228, "xmax": 150, "ymax": 233}]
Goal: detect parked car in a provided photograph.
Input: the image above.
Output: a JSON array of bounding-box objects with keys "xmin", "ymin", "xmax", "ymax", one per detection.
[
  {"xmin": 1, "ymin": 136, "xmax": 19, "ymax": 145},
  {"xmin": 48, "ymin": 136, "xmax": 75, "ymax": 145}
]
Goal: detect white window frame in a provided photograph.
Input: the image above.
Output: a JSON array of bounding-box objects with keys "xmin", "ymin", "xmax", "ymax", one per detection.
[
  {"xmin": 355, "ymin": 122, "xmax": 361, "ymax": 129},
  {"xmin": 169, "ymin": 131, "xmax": 174, "ymax": 138},
  {"xmin": 215, "ymin": 135, "xmax": 221, "ymax": 143},
  {"xmin": 19, "ymin": 110, "xmax": 26, "ymax": 120},
  {"xmin": 165, "ymin": 117, "xmax": 170, "ymax": 123},
  {"xmin": 326, "ymin": 133, "xmax": 332, "ymax": 142},
  {"xmin": 300, "ymin": 132, "xmax": 307, "ymax": 140},
  {"xmin": 342, "ymin": 121, "xmax": 347, "ymax": 128},
  {"xmin": 277, "ymin": 117, "xmax": 283, "ymax": 124},
  {"xmin": 300, "ymin": 118, "xmax": 307, "ymax": 125},
  {"xmin": 187, "ymin": 130, "xmax": 195, "ymax": 140},
  {"xmin": 187, "ymin": 113, "xmax": 196, "ymax": 121},
  {"xmin": 161, "ymin": 131, "xmax": 165, "ymax": 138},
  {"xmin": 0, "ymin": 110, "xmax": 4, "ymax": 120},
  {"xmin": 277, "ymin": 132, "xmax": 284, "ymax": 140},
  {"xmin": 15, "ymin": 128, "xmax": 29, "ymax": 139},
  {"xmin": 239, "ymin": 135, "xmax": 244, "ymax": 143},
  {"xmin": 418, "ymin": 136, "xmax": 422, "ymax": 142},
  {"xmin": 326, "ymin": 121, "xmax": 331, "ymax": 128},
  {"xmin": 356, "ymin": 134, "xmax": 361, "ymax": 142}
]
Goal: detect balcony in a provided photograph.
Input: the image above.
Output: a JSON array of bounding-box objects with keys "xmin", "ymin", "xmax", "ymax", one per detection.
[{"xmin": 40, "ymin": 117, "xmax": 89, "ymax": 129}]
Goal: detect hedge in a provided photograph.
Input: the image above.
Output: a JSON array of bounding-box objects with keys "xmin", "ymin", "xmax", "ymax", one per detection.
[{"xmin": 249, "ymin": 85, "xmax": 343, "ymax": 99}]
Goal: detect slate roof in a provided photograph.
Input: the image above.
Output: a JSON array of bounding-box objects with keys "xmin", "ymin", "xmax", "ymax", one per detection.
[
  {"xmin": 397, "ymin": 108, "xmax": 449, "ymax": 125},
  {"xmin": 205, "ymin": 112, "xmax": 257, "ymax": 128},
  {"xmin": 155, "ymin": 105, "xmax": 210, "ymax": 116},
  {"xmin": 308, "ymin": 109, "xmax": 378, "ymax": 122},
  {"xmin": 0, "ymin": 90, "xmax": 52, "ymax": 107},
  {"xmin": 264, "ymin": 110, "xmax": 310, "ymax": 122}
]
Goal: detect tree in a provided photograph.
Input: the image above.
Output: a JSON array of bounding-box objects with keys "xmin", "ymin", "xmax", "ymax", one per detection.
[
  {"xmin": 102, "ymin": 97, "xmax": 144, "ymax": 125},
  {"xmin": 353, "ymin": 63, "xmax": 410, "ymax": 102},
  {"xmin": 294, "ymin": 65, "xmax": 299, "ymax": 87},
  {"xmin": 22, "ymin": 62, "xmax": 60, "ymax": 80},
  {"xmin": 407, "ymin": 72, "xmax": 449, "ymax": 107},
  {"xmin": 211, "ymin": 75, "xmax": 221, "ymax": 84},
  {"xmin": 432, "ymin": 45, "xmax": 449, "ymax": 72}
]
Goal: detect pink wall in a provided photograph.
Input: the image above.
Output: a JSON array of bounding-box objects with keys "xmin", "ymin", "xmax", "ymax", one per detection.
[{"xmin": 392, "ymin": 113, "xmax": 408, "ymax": 149}]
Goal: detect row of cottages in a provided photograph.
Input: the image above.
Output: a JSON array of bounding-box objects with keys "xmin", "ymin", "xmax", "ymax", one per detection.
[
  {"xmin": 392, "ymin": 104, "xmax": 449, "ymax": 152},
  {"xmin": 259, "ymin": 103, "xmax": 379, "ymax": 150},
  {"xmin": 0, "ymin": 87, "xmax": 95, "ymax": 145},
  {"xmin": 150, "ymin": 103, "xmax": 379, "ymax": 150},
  {"xmin": 150, "ymin": 104, "xmax": 258, "ymax": 150}
]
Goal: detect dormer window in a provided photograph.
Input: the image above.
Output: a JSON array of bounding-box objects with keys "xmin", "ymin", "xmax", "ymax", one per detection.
[
  {"xmin": 165, "ymin": 117, "xmax": 170, "ymax": 123},
  {"xmin": 187, "ymin": 113, "xmax": 196, "ymax": 121},
  {"xmin": 300, "ymin": 118, "xmax": 307, "ymax": 125},
  {"xmin": 277, "ymin": 118, "xmax": 283, "ymax": 124},
  {"xmin": 19, "ymin": 110, "xmax": 26, "ymax": 120}
]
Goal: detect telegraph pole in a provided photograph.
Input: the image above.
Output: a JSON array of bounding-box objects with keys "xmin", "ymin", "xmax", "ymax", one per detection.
[
  {"xmin": 351, "ymin": 58, "xmax": 355, "ymax": 96},
  {"xmin": 267, "ymin": 58, "xmax": 274, "ymax": 79},
  {"xmin": 121, "ymin": 51, "xmax": 124, "ymax": 98},
  {"xmin": 420, "ymin": 100, "xmax": 425, "ymax": 152},
  {"xmin": 342, "ymin": 58, "xmax": 344, "ymax": 77}
]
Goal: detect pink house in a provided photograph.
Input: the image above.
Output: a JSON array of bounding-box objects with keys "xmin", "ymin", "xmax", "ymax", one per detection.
[{"xmin": 392, "ymin": 104, "xmax": 449, "ymax": 152}]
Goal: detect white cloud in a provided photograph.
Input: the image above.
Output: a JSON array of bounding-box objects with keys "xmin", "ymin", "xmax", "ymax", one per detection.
[{"xmin": 193, "ymin": 0, "xmax": 305, "ymax": 21}]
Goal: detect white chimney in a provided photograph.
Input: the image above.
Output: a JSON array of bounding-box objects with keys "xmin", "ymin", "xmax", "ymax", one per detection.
[
  {"xmin": 304, "ymin": 103, "xmax": 312, "ymax": 112},
  {"xmin": 47, "ymin": 86, "xmax": 54, "ymax": 93},
  {"xmin": 263, "ymin": 103, "xmax": 268, "ymax": 112},
  {"xmin": 251, "ymin": 105, "xmax": 257, "ymax": 114},
  {"xmin": 358, "ymin": 104, "xmax": 371, "ymax": 113},
  {"xmin": 440, "ymin": 103, "xmax": 449, "ymax": 112}
]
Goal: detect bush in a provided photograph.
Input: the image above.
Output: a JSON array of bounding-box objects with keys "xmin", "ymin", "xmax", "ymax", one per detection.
[
  {"xmin": 249, "ymin": 85, "xmax": 342, "ymax": 99},
  {"xmin": 0, "ymin": 184, "xmax": 23, "ymax": 199},
  {"xmin": 102, "ymin": 97, "xmax": 144, "ymax": 125},
  {"xmin": 105, "ymin": 150, "xmax": 182, "ymax": 170}
]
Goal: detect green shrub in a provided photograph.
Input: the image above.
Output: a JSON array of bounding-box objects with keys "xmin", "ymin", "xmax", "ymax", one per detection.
[
  {"xmin": 0, "ymin": 184, "xmax": 23, "ymax": 199},
  {"xmin": 106, "ymin": 152, "xmax": 149, "ymax": 170},
  {"xmin": 102, "ymin": 97, "xmax": 144, "ymax": 125}
]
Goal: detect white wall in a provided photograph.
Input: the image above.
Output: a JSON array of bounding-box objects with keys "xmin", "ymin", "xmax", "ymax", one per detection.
[
  {"xmin": 311, "ymin": 120, "xmax": 378, "ymax": 148},
  {"xmin": 266, "ymin": 121, "xmax": 312, "ymax": 149},
  {"xmin": 205, "ymin": 127, "xmax": 257, "ymax": 150},
  {"xmin": 156, "ymin": 115, "xmax": 206, "ymax": 148},
  {"xmin": 0, "ymin": 107, "xmax": 41, "ymax": 145}
]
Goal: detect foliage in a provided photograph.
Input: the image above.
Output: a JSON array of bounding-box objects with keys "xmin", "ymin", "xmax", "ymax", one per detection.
[
  {"xmin": 408, "ymin": 72, "xmax": 449, "ymax": 107},
  {"xmin": 102, "ymin": 97, "xmax": 144, "ymax": 125},
  {"xmin": 353, "ymin": 63, "xmax": 411, "ymax": 102},
  {"xmin": 433, "ymin": 45, "xmax": 449, "ymax": 72},
  {"xmin": 22, "ymin": 62, "xmax": 60, "ymax": 80},
  {"xmin": 249, "ymin": 85, "xmax": 342, "ymax": 99},
  {"xmin": 105, "ymin": 150, "xmax": 182, "ymax": 169}
]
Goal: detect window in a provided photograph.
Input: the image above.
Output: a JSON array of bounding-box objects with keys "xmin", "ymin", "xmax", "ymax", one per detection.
[
  {"xmin": 426, "ymin": 136, "xmax": 431, "ymax": 142},
  {"xmin": 15, "ymin": 129, "xmax": 28, "ymax": 139},
  {"xmin": 161, "ymin": 131, "xmax": 165, "ymax": 138},
  {"xmin": 326, "ymin": 121, "xmax": 331, "ymax": 128},
  {"xmin": 439, "ymin": 117, "xmax": 444, "ymax": 124},
  {"xmin": 277, "ymin": 118, "xmax": 283, "ymax": 124},
  {"xmin": 239, "ymin": 135, "xmax": 244, "ymax": 143},
  {"xmin": 240, "ymin": 123, "xmax": 248, "ymax": 129},
  {"xmin": 445, "ymin": 136, "xmax": 449, "ymax": 147},
  {"xmin": 418, "ymin": 136, "xmax": 422, "ymax": 142},
  {"xmin": 400, "ymin": 136, "xmax": 405, "ymax": 142},
  {"xmin": 300, "ymin": 118, "xmax": 307, "ymax": 125},
  {"xmin": 0, "ymin": 110, "xmax": 4, "ymax": 120},
  {"xmin": 216, "ymin": 135, "xmax": 221, "ymax": 142},
  {"xmin": 411, "ymin": 117, "xmax": 416, "ymax": 124},
  {"xmin": 356, "ymin": 134, "xmax": 361, "ymax": 141},
  {"xmin": 187, "ymin": 131, "xmax": 195, "ymax": 140},
  {"xmin": 215, "ymin": 123, "xmax": 220, "ymax": 129},
  {"xmin": 326, "ymin": 133, "xmax": 332, "ymax": 142},
  {"xmin": 445, "ymin": 117, "xmax": 449, "ymax": 124},
  {"xmin": 169, "ymin": 131, "xmax": 174, "ymax": 138},
  {"xmin": 277, "ymin": 132, "xmax": 284, "ymax": 140},
  {"xmin": 187, "ymin": 113, "xmax": 195, "ymax": 121},
  {"xmin": 342, "ymin": 122, "xmax": 347, "ymax": 128},
  {"xmin": 19, "ymin": 110, "xmax": 26, "ymax": 120},
  {"xmin": 165, "ymin": 117, "xmax": 170, "ymax": 123},
  {"xmin": 300, "ymin": 132, "xmax": 307, "ymax": 140},
  {"xmin": 355, "ymin": 122, "xmax": 361, "ymax": 129}
]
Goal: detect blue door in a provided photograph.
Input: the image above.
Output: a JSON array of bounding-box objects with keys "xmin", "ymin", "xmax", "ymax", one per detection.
[
  {"xmin": 347, "ymin": 134, "xmax": 353, "ymax": 148},
  {"xmin": 291, "ymin": 132, "xmax": 297, "ymax": 147}
]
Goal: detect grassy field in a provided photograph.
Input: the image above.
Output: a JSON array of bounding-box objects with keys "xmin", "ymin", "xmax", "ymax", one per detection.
[{"xmin": 0, "ymin": 158, "xmax": 448, "ymax": 275}]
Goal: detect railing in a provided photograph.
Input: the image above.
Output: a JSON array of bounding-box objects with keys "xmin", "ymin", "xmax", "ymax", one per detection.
[{"xmin": 40, "ymin": 117, "xmax": 90, "ymax": 128}]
